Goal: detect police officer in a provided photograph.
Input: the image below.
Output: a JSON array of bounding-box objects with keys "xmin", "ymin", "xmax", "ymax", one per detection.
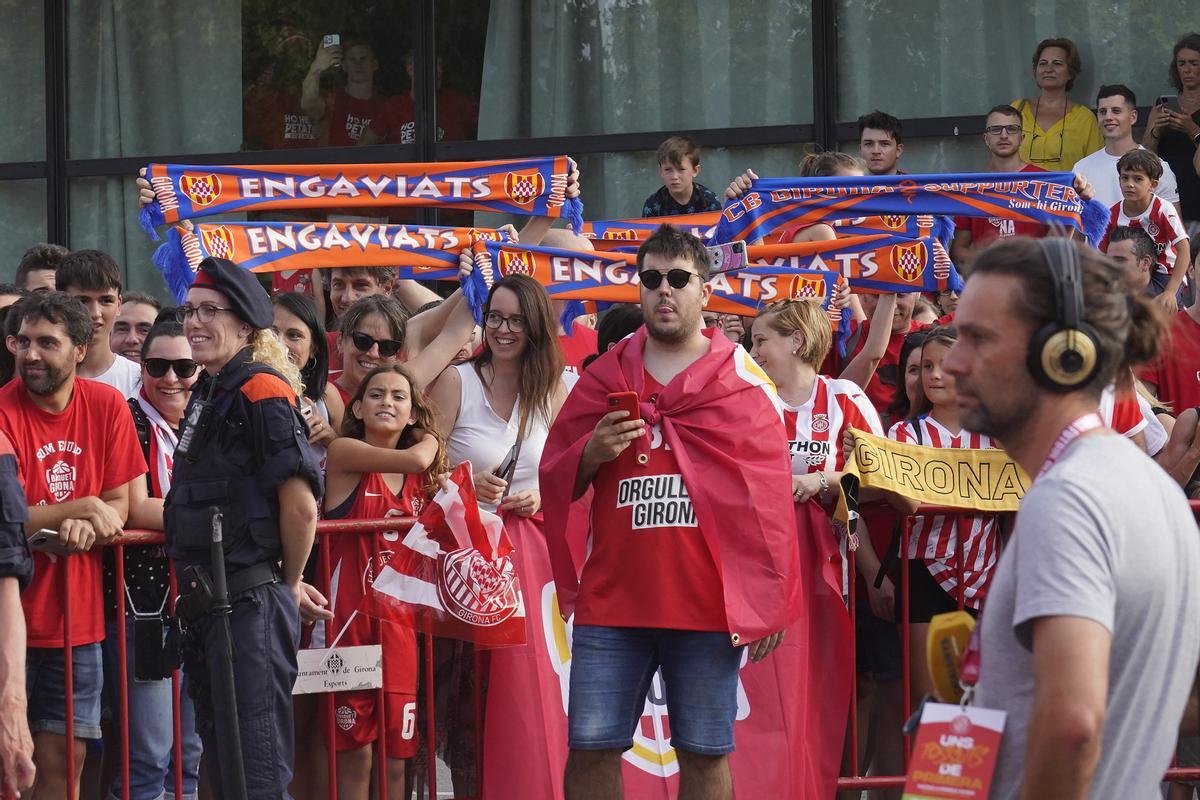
[
  {"xmin": 0, "ymin": 429, "xmax": 34, "ymax": 794},
  {"xmin": 164, "ymin": 257, "xmax": 322, "ymax": 799}
]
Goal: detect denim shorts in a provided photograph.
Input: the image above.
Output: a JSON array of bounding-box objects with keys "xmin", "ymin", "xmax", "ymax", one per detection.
[
  {"xmin": 567, "ymin": 625, "xmax": 742, "ymax": 756},
  {"xmin": 27, "ymin": 642, "xmax": 104, "ymax": 740}
]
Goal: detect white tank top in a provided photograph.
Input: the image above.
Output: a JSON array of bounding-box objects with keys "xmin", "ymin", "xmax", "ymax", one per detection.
[{"xmin": 446, "ymin": 363, "xmax": 551, "ymax": 512}]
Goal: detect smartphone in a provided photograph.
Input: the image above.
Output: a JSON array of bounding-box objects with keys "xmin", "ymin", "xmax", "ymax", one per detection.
[
  {"xmin": 493, "ymin": 443, "xmax": 519, "ymax": 481},
  {"xmin": 322, "ymin": 34, "xmax": 341, "ymax": 68},
  {"xmin": 607, "ymin": 391, "xmax": 641, "ymax": 423},
  {"xmin": 1158, "ymin": 94, "xmax": 1182, "ymax": 113},
  {"xmin": 28, "ymin": 528, "xmax": 72, "ymax": 556},
  {"xmin": 707, "ymin": 240, "xmax": 749, "ymax": 276}
]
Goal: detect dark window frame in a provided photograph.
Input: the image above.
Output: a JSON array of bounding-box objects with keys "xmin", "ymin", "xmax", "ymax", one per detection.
[{"xmin": 0, "ymin": 0, "xmax": 1119, "ymax": 246}]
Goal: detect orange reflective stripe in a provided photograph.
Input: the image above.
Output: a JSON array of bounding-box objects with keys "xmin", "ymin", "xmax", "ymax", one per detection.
[{"xmin": 240, "ymin": 373, "xmax": 295, "ymax": 404}]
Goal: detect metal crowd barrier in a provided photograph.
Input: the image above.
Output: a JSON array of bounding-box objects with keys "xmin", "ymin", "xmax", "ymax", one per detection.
[{"xmin": 44, "ymin": 503, "xmax": 1200, "ymax": 798}]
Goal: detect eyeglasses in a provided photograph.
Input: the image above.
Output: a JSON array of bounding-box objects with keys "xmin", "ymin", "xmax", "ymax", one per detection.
[
  {"xmin": 639, "ymin": 269, "xmax": 701, "ymax": 290},
  {"xmin": 983, "ymin": 124, "xmax": 1022, "ymax": 136},
  {"xmin": 484, "ymin": 312, "xmax": 526, "ymax": 333},
  {"xmin": 1028, "ymin": 130, "xmax": 1065, "ymax": 163},
  {"xmin": 176, "ymin": 304, "xmax": 234, "ymax": 323},
  {"xmin": 143, "ymin": 358, "xmax": 200, "ymax": 379},
  {"xmin": 349, "ymin": 331, "xmax": 403, "ymax": 357}
]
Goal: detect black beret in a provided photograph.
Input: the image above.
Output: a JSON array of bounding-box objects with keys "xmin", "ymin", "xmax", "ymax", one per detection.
[{"xmin": 190, "ymin": 257, "xmax": 273, "ymax": 329}]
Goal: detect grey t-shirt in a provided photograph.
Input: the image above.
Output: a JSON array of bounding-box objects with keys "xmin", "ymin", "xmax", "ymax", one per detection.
[{"xmin": 977, "ymin": 433, "xmax": 1200, "ymax": 799}]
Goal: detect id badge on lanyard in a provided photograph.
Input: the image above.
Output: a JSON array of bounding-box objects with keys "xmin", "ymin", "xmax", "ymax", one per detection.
[{"xmin": 902, "ymin": 412, "xmax": 1102, "ymax": 798}]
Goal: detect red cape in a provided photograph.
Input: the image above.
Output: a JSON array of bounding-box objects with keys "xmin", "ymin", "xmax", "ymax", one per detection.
[{"xmin": 540, "ymin": 327, "xmax": 802, "ymax": 644}]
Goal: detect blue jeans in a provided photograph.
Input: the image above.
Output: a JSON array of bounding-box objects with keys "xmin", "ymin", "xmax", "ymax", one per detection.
[
  {"xmin": 103, "ymin": 619, "xmax": 202, "ymax": 800},
  {"xmin": 567, "ymin": 625, "xmax": 743, "ymax": 756},
  {"xmin": 27, "ymin": 643, "xmax": 104, "ymax": 740}
]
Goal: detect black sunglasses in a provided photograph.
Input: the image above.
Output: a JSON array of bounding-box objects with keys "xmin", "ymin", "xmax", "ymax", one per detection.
[
  {"xmin": 349, "ymin": 331, "xmax": 403, "ymax": 358},
  {"xmin": 143, "ymin": 358, "xmax": 199, "ymax": 379},
  {"xmin": 639, "ymin": 269, "xmax": 701, "ymax": 290}
]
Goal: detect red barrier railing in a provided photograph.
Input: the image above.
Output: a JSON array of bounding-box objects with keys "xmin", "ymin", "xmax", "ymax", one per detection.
[
  {"xmin": 42, "ymin": 502, "xmax": 1200, "ymax": 796},
  {"xmin": 837, "ymin": 500, "xmax": 1200, "ymax": 791}
]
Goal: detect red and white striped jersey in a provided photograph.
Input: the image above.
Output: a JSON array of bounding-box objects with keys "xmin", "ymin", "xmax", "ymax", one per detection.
[
  {"xmin": 782, "ymin": 375, "xmax": 883, "ymax": 475},
  {"xmin": 1099, "ymin": 194, "xmax": 1189, "ymax": 275},
  {"xmin": 888, "ymin": 414, "xmax": 1000, "ymax": 608}
]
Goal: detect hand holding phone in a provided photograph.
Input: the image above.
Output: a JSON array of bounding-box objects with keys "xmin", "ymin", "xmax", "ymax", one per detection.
[
  {"xmin": 606, "ymin": 391, "xmax": 641, "ymax": 423},
  {"xmin": 28, "ymin": 528, "xmax": 74, "ymax": 556},
  {"xmin": 1158, "ymin": 94, "xmax": 1183, "ymax": 113}
]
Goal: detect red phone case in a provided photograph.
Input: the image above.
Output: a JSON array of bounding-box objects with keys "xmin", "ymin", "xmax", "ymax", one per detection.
[{"xmin": 607, "ymin": 391, "xmax": 641, "ymax": 422}]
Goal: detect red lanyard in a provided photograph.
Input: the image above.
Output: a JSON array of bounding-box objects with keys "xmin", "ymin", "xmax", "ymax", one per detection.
[
  {"xmin": 960, "ymin": 411, "xmax": 1104, "ymax": 694},
  {"xmin": 1036, "ymin": 411, "xmax": 1104, "ymax": 479}
]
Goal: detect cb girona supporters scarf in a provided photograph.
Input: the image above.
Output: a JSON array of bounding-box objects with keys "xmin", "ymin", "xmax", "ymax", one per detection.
[
  {"xmin": 713, "ymin": 172, "xmax": 1110, "ymax": 247},
  {"xmin": 152, "ymin": 221, "xmax": 511, "ymax": 302},
  {"xmin": 138, "ymin": 156, "xmax": 584, "ymax": 237},
  {"xmin": 540, "ymin": 327, "xmax": 803, "ymax": 643},
  {"xmin": 359, "ymin": 462, "xmax": 526, "ymax": 647}
]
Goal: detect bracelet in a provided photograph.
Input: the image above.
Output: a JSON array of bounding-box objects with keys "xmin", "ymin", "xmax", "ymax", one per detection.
[
  {"xmin": 817, "ymin": 470, "xmax": 831, "ymax": 501},
  {"xmin": 1192, "ymin": 131, "xmax": 1200, "ymax": 146}
]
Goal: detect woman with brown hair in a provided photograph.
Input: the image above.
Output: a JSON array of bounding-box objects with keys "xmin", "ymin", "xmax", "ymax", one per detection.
[
  {"xmin": 1011, "ymin": 37, "xmax": 1103, "ymax": 170},
  {"xmin": 428, "ymin": 273, "xmax": 569, "ymax": 798}
]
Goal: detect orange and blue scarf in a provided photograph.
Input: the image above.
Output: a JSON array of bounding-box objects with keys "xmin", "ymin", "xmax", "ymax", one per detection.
[
  {"xmin": 153, "ymin": 221, "xmax": 510, "ymax": 301},
  {"xmin": 138, "ymin": 157, "xmax": 583, "ymax": 237},
  {"xmin": 713, "ymin": 172, "xmax": 1108, "ymax": 247}
]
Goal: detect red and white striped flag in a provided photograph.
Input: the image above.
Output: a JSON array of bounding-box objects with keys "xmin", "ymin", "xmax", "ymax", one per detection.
[{"xmin": 358, "ymin": 462, "xmax": 527, "ymax": 647}]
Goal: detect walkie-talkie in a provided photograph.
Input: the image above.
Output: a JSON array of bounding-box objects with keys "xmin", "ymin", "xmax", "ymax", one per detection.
[{"xmin": 177, "ymin": 378, "xmax": 217, "ymax": 462}]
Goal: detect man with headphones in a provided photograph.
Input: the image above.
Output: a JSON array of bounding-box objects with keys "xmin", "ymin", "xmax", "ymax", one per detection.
[{"xmin": 942, "ymin": 236, "xmax": 1200, "ymax": 799}]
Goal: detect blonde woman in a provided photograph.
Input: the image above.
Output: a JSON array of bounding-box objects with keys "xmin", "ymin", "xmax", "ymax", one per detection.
[{"xmin": 164, "ymin": 257, "xmax": 327, "ymax": 798}]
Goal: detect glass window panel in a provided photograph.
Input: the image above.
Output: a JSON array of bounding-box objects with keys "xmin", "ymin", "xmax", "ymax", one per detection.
[
  {"xmin": 0, "ymin": 181, "xmax": 48, "ymax": 281},
  {"xmin": 473, "ymin": 0, "xmax": 812, "ymax": 141},
  {"xmin": 241, "ymin": 2, "xmax": 415, "ymax": 150},
  {"xmin": 839, "ymin": 137, "xmax": 983, "ymax": 175},
  {"xmin": 0, "ymin": 2, "xmax": 46, "ymax": 161},
  {"xmin": 838, "ymin": 0, "xmax": 1197, "ymax": 121},
  {"xmin": 68, "ymin": 1, "xmax": 417, "ymax": 158},
  {"xmin": 474, "ymin": 144, "xmax": 814, "ymax": 228}
]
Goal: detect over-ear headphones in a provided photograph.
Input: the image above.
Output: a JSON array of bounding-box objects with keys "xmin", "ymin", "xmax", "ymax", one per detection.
[{"xmin": 1026, "ymin": 238, "xmax": 1103, "ymax": 393}]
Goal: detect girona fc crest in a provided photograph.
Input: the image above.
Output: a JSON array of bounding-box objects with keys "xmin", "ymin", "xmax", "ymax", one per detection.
[
  {"xmin": 504, "ymin": 171, "xmax": 545, "ymax": 205},
  {"xmin": 880, "ymin": 215, "xmax": 906, "ymax": 230},
  {"xmin": 787, "ymin": 275, "xmax": 827, "ymax": 299},
  {"xmin": 605, "ymin": 229, "xmax": 639, "ymax": 241},
  {"xmin": 468, "ymin": 228, "xmax": 502, "ymax": 243},
  {"xmin": 437, "ymin": 549, "xmax": 520, "ymax": 628},
  {"xmin": 200, "ymin": 226, "xmax": 236, "ymax": 260},
  {"xmin": 498, "ymin": 249, "xmax": 536, "ymax": 277},
  {"xmin": 891, "ymin": 241, "xmax": 927, "ymax": 283},
  {"xmin": 180, "ymin": 173, "xmax": 222, "ymax": 208}
]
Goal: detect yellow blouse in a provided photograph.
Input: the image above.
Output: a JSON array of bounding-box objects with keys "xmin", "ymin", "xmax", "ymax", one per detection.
[{"xmin": 1010, "ymin": 98, "xmax": 1104, "ymax": 172}]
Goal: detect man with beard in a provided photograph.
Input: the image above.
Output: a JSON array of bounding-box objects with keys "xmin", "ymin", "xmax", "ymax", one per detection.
[
  {"xmin": 542, "ymin": 225, "xmax": 801, "ymax": 800},
  {"xmin": 943, "ymin": 237, "xmax": 1200, "ymax": 799},
  {"xmin": 0, "ymin": 292, "xmax": 145, "ymax": 800}
]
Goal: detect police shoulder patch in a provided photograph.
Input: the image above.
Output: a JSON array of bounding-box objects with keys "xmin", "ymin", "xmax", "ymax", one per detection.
[{"xmin": 240, "ymin": 372, "xmax": 296, "ymax": 404}]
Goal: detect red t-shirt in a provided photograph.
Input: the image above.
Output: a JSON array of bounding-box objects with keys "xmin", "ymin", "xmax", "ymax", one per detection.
[
  {"xmin": 243, "ymin": 87, "xmax": 319, "ymax": 150},
  {"xmin": 322, "ymin": 89, "xmax": 403, "ymax": 147},
  {"xmin": 326, "ymin": 330, "xmax": 343, "ymax": 380},
  {"xmin": 370, "ymin": 90, "xmax": 480, "ymax": 144},
  {"xmin": 955, "ymin": 164, "xmax": 1050, "ymax": 247},
  {"xmin": 321, "ymin": 471, "xmax": 427, "ymax": 693},
  {"xmin": 0, "ymin": 379, "xmax": 147, "ymax": 647},
  {"xmin": 847, "ymin": 318, "xmax": 924, "ymax": 416},
  {"xmin": 558, "ymin": 322, "xmax": 599, "ymax": 377},
  {"xmin": 1140, "ymin": 311, "xmax": 1200, "ymax": 410},
  {"xmin": 577, "ymin": 371, "xmax": 726, "ymax": 631}
]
